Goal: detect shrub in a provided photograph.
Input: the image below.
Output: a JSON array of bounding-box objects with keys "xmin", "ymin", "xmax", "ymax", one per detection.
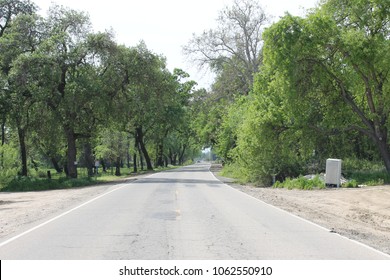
[
  {"xmin": 342, "ymin": 179, "xmax": 358, "ymax": 188},
  {"xmin": 1, "ymin": 176, "xmax": 96, "ymax": 192},
  {"xmin": 273, "ymin": 175, "xmax": 325, "ymax": 190}
]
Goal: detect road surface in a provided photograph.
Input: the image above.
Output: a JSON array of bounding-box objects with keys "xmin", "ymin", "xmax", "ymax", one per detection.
[{"xmin": 0, "ymin": 163, "xmax": 388, "ymax": 259}]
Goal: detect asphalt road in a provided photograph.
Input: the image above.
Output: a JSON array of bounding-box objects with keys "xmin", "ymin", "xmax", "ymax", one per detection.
[{"xmin": 0, "ymin": 163, "xmax": 388, "ymax": 259}]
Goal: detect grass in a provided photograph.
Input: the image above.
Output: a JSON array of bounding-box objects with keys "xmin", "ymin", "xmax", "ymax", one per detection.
[
  {"xmin": 219, "ymin": 158, "xmax": 390, "ymax": 190},
  {"xmin": 0, "ymin": 165, "xmax": 180, "ymax": 192},
  {"xmin": 343, "ymin": 158, "xmax": 390, "ymax": 186},
  {"xmin": 1, "ymin": 176, "xmax": 98, "ymax": 192},
  {"xmin": 273, "ymin": 175, "xmax": 326, "ymax": 190},
  {"xmin": 347, "ymin": 171, "xmax": 389, "ymax": 186}
]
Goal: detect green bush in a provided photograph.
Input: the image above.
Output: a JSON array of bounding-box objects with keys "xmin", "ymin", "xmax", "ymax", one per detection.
[
  {"xmin": 349, "ymin": 172, "xmax": 388, "ymax": 186},
  {"xmin": 273, "ymin": 175, "xmax": 325, "ymax": 190},
  {"xmin": 1, "ymin": 176, "xmax": 96, "ymax": 192},
  {"xmin": 342, "ymin": 179, "xmax": 358, "ymax": 188}
]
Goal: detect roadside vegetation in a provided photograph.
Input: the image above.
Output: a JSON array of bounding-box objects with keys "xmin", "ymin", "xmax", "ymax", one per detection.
[
  {"xmin": 0, "ymin": 0, "xmax": 202, "ymax": 191},
  {"xmin": 1, "ymin": 165, "xmax": 178, "ymax": 192},
  {"xmin": 1, "ymin": 0, "xmax": 389, "ymax": 191},
  {"xmin": 185, "ymin": 0, "xmax": 390, "ymax": 188}
]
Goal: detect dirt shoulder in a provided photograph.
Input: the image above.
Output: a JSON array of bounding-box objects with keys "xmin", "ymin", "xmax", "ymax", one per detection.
[
  {"xmin": 0, "ymin": 175, "xmax": 147, "ymax": 240},
  {"xmin": 212, "ymin": 166, "xmax": 390, "ymax": 255}
]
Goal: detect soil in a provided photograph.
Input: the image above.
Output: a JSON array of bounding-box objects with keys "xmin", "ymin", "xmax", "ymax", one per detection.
[{"xmin": 1, "ymin": 166, "xmax": 389, "ymax": 256}]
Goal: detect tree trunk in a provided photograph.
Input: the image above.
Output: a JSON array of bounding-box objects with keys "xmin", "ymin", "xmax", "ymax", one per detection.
[
  {"xmin": 156, "ymin": 143, "xmax": 164, "ymax": 167},
  {"xmin": 18, "ymin": 127, "xmax": 28, "ymax": 176},
  {"xmin": 139, "ymin": 148, "xmax": 144, "ymax": 171},
  {"xmin": 133, "ymin": 152, "xmax": 137, "ymax": 173},
  {"xmin": 1, "ymin": 115, "xmax": 5, "ymax": 168},
  {"xmin": 136, "ymin": 126, "xmax": 153, "ymax": 170},
  {"xmin": 65, "ymin": 128, "xmax": 78, "ymax": 178},
  {"xmin": 127, "ymin": 138, "xmax": 131, "ymax": 169},
  {"xmin": 51, "ymin": 157, "xmax": 62, "ymax": 173},
  {"xmin": 179, "ymin": 144, "xmax": 187, "ymax": 165},
  {"xmin": 373, "ymin": 133, "xmax": 390, "ymax": 173},
  {"xmin": 115, "ymin": 156, "xmax": 121, "ymax": 176},
  {"xmin": 133, "ymin": 133, "xmax": 138, "ymax": 173},
  {"xmin": 101, "ymin": 159, "xmax": 106, "ymax": 172},
  {"xmin": 1, "ymin": 115, "xmax": 5, "ymax": 146},
  {"xmin": 83, "ymin": 142, "xmax": 94, "ymax": 177}
]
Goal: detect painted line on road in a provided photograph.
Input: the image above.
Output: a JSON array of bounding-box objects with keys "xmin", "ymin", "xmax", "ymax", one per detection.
[
  {"xmin": 0, "ymin": 180, "xmax": 138, "ymax": 248},
  {"xmin": 0, "ymin": 171, "xmax": 164, "ymax": 248},
  {"xmin": 207, "ymin": 165, "xmax": 390, "ymax": 259}
]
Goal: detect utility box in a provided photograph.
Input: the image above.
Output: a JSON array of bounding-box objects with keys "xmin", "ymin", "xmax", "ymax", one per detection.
[{"xmin": 325, "ymin": 159, "xmax": 342, "ymax": 187}]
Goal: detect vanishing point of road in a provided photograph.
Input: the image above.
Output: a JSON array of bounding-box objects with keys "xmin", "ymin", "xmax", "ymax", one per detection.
[{"xmin": 0, "ymin": 163, "xmax": 388, "ymax": 259}]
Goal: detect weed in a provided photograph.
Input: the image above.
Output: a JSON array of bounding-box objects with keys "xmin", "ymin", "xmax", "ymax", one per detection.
[{"xmin": 273, "ymin": 175, "xmax": 325, "ymax": 190}]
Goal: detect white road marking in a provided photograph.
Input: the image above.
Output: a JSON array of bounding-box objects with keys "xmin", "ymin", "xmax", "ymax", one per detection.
[
  {"xmin": 207, "ymin": 164, "xmax": 390, "ymax": 259},
  {"xmin": 0, "ymin": 183, "xmax": 130, "ymax": 248}
]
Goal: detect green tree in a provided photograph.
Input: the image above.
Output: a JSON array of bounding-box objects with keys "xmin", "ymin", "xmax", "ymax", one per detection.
[
  {"xmin": 0, "ymin": 0, "xmax": 35, "ymax": 37},
  {"xmin": 1, "ymin": 13, "xmax": 43, "ymax": 176},
  {"xmin": 12, "ymin": 5, "xmax": 118, "ymax": 178},
  {"xmin": 0, "ymin": 0, "xmax": 36, "ymax": 174},
  {"xmin": 263, "ymin": 0, "xmax": 390, "ymax": 171}
]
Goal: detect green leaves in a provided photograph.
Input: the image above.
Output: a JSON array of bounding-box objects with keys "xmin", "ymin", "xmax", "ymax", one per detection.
[{"xmin": 212, "ymin": 0, "xmax": 390, "ymax": 185}]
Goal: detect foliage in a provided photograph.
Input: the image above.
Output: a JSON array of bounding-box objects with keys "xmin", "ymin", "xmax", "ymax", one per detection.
[
  {"xmin": 0, "ymin": 1, "xmax": 201, "ymax": 186},
  {"xmin": 342, "ymin": 179, "xmax": 358, "ymax": 188},
  {"xmin": 347, "ymin": 171, "xmax": 390, "ymax": 186},
  {"xmin": 1, "ymin": 176, "xmax": 96, "ymax": 192},
  {"xmin": 213, "ymin": 0, "xmax": 390, "ymax": 186},
  {"xmin": 184, "ymin": 0, "xmax": 269, "ymax": 94},
  {"xmin": 273, "ymin": 176, "xmax": 325, "ymax": 190},
  {"xmin": 262, "ymin": 0, "xmax": 390, "ymax": 171}
]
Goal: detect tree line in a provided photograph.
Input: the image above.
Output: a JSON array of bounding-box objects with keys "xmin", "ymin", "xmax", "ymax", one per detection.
[
  {"xmin": 0, "ymin": 0, "xmax": 201, "ymax": 180},
  {"xmin": 185, "ymin": 0, "xmax": 390, "ymax": 185}
]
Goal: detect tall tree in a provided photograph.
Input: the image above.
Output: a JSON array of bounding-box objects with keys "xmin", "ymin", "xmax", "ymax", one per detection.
[
  {"xmin": 13, "ymin": 5, "xmax": 118, "ymax": 178},
  {"xmin": 0, "ymin": 0, "xmax": 36, "ymax": 173},
  {"xmin": 1, "ymin": 13, "xmax": 42, "ymax": 176},
  {"xmin": 0, "ymin": 0, "xmax": 35, "ymax": 37},
  {"xmin": 119, "ymin": 43, "xmax": 171, "ymax": 170},
  {"xmin": 183, "ymin": 0, "xmax": 269, "ymax": 94},
  {"xmin": 263, "ymin": 0, "xmax": 390, "ymax": 171}
]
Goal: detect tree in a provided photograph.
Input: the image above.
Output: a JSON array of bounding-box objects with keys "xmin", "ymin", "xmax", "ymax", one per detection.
[
  {"xmin": 0, "ymin": 0, "xmax": 36, "ymax": 37},
  {"xmin": 183, "ymin": 0, "xmax": 269, "ymax": 94},
  {"xmin": 11, "ymin": 5, "xmax": 118, "ymax": 178},
  {"xmin": 0, "ymin": 0, "xmax": 36, "ymax": 174},
  {"xmin": 95, "ymin": 128, "xmax": 129, "ymax": 176},
  {"xmin": 118, "ymin": 43, "xmax": 176, "ymax": 171},
  {"xmin": 1, "ymin": 13, "xmax": 42, "ymax": 176},
  {"xmin": 263, "ymin": 0, "xmax": 390, "ymax": 171}
]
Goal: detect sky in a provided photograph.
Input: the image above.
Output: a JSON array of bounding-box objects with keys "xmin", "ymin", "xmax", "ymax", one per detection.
[{"xmin": 32, "ymin": 0, "xmax": 319, "ymax": 88}]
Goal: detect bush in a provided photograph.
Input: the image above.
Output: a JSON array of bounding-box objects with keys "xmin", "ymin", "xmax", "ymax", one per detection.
[
  {"xmin": 273, "ymin": 175, "xmax": 325, "ymax": 190},
  {"xmin": 342, "ymin": 179, "xmax": 358, "ymax": 188},
  {"xmin": 348, "ymin": 171, "xmax": 388, "ymax": 186},
  {"xmin": 342, "ymin": 158, "xmax": 389, "ymax": 185},
  {"xmin": 1, "ymin": 176, "xmax": 96, "ymax": 192}
]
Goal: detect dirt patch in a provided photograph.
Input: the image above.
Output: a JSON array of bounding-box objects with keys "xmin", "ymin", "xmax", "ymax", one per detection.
[
  {"xmin": 213, "ymin": 165, "xmax": 390, "ymax": 255},
  {"xmin": 0, "ymin": 176, "xmax": 145, "ymax": 240}
]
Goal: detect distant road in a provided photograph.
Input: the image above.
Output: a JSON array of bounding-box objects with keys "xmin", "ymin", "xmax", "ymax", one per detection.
[{"xmin": 0, "ymin": 163, "xmax": 388, "ymax": 259}]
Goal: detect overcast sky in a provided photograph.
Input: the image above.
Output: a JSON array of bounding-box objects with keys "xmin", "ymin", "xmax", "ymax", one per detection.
[{"xmin": 32, "ymin": 0, "xmax": 319, "ymax": 88}]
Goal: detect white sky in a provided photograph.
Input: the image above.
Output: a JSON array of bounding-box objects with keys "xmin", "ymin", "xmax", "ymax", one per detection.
[{"xmin": 32, "ymin": 0, "xmax": 319, "ymax": 88}]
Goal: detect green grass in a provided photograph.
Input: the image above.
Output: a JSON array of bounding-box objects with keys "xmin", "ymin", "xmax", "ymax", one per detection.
[
  {"xmin": 1, "ymin": 176, "xmax": 97, "ymax": 192},
  {"xmin": 347, "ymin": 171, "xmax": 389, "ymax": 186},
  {"xmin": 219, "ymin": 163, "xmax": 249, "ymax": 185},
  {"xmin": 342, "ymin": 158, "xmax": 390, "ymax": 186},
  {"xmin": 0, "ymin": 165, "xmax": 180, "ymax": 192},
  {"xmin": 273, "ymin": 175, "xmax": 326, "ymax": 190}
]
